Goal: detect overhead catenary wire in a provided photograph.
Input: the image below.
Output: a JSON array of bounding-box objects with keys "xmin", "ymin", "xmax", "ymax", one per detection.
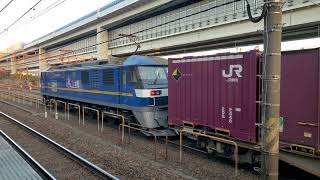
[
  {"xmin": 0, "ymin": 0, "xmax": 14, "ymax": 14},
  {"xmin": 2, "ymin": 0, "xmax": 320, "ymax": 69},
  {"xmin": 8, "ymin": 0, "xmax": 69, "ymax": 34},
  {"xmin": 0, "ymin": 0, "xmax": 244, "ymax": 68},
  {"xmin": 0, "ymin": 0, "xmax": 43, "ymax": 36},
  {"xmin": 11, "ymin": 23, "xmax": 318, "ymax": 69},
  {"xmin": 3, "ymin": 24, "xmax": 315, "ymax": 69},
  {"xmin": 25, "ymin": 0, "xmax": 68, "ymax": 24},
  {"xmin": 33, "ymin": 0, "xmax": 244, "ymax": 52},
  {"xmin": 1, "ymin": 0, "xmax": 250, "ymax": 69}
]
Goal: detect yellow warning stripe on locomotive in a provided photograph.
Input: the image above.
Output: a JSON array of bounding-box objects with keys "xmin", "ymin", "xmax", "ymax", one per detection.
[{"xmin": 44, "ymin": 86, "xmax": 133, "ymax": 97}]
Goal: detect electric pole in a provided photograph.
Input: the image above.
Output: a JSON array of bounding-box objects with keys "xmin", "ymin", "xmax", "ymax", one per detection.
[{"xmin": 261, "ymin": 0, "xmax": 283, "ymax": 180}]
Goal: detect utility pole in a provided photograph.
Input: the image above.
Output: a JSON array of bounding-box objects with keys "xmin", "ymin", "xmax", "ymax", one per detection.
[{"xmin": 261, "ymin": 0, "xmax": 283, "ymax": 180}]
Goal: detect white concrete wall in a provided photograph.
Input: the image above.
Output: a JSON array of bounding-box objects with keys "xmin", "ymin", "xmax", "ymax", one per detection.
[{"xmin": 109, "ymin": 0, "xmax": 320, "ymax": 55}]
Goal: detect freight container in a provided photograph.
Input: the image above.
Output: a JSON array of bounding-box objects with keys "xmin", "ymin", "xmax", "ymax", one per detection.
[
  {"xmin": 280, "ymin": 49, "xmax": 320, "ymax": 154},
  {"xmin": 168, "ymin": 51, "xmax": 259, "ymax": 143},
  {"xmin": 169, "ymin": 49, "xmax": 319, "ymax": 153}
]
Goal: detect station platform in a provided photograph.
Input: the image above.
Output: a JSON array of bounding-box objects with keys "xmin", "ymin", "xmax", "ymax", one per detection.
[{"xmin": 0, "ymin": 132, "xmax": 43, "ymax": 180}]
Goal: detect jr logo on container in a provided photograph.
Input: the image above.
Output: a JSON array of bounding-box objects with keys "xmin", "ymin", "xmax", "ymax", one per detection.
[{"xmin": 222, "ymin": 64, "xmax": 243, "ymax": 82}]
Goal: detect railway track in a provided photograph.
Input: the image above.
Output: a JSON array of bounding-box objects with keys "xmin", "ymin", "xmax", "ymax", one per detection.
[
  {"xmin": 0, "ymin": 112, "xmax": 118, "ymax": 180},
  {"xmin": 1, "ymin": 92, "xmax": 318, "ymax": 179},
  {"xmin": 0, "ymin": 97, "xmax": 254, "ymax": 179}
]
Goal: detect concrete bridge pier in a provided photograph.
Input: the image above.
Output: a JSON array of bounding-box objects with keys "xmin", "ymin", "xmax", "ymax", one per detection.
[
  {"xmin": 39, "ymin": 48, "xmax": 48, "ymax": 71},
  {"xmin": 10, "ymin": 55, "xmax": 16, "ymax": 75},
  {"xmin": 96, "ymin": 26, "xmax": 111, "ymax": 62}
]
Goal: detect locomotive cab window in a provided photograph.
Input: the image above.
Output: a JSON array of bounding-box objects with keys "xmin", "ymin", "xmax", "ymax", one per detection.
[
  {"xmin": 128, "ymin": 66, "xmax": 139, "ymax": 83},
  {"xmin": 128, "ymin": 65, "xmax": 168, "ymax": 89}
]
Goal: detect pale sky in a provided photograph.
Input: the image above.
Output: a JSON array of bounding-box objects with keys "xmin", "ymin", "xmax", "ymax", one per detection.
[{"xmin": 0, "ymin": 0, "xmax": 113, "ymax": 50}]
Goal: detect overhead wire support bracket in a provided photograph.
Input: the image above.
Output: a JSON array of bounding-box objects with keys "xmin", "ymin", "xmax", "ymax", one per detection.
[
  {"xmin": 118, "ymin": 33, "xmax": 141, "ymax": 55},
  {"xmin": 246, "ymin": 0, "xmax": 267, "ymax": 23}
]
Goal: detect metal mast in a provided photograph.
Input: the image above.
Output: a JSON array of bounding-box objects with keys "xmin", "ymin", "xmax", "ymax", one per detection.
[{"xmin": 261, "ymin": 0, "xmax": 283, "ymax": 179}]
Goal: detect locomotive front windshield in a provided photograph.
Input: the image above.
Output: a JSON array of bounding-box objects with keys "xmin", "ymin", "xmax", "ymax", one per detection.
[{"xmin": 129, "ymin": 66, "xmax": 168, "ymax": 89}]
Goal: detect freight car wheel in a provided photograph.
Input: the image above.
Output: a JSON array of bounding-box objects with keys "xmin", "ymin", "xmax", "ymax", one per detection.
[{"xmin": 251, "ymin": 152, "xmax": 261, "ymax": 173}]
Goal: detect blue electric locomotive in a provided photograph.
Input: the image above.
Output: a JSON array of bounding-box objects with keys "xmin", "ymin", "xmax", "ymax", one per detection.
[{"xmin": 40, "ymin": 55, "xmax": 169, "ymax": 131}]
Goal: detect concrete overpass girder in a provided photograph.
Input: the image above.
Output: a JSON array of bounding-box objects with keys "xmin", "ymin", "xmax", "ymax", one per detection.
[{"xmin": 109, "ymin": 3, "xmax": 320, "ymax": 56}]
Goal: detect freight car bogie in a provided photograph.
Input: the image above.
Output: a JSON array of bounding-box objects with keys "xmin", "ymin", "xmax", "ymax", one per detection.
[
  {"xmin": 170, "ymin": 123, "xmax": 260, "ymax": 167},
  {"xmin": 280, "ymin": 143, "xmax": 320, "ymax": 158},
  {"xmin": 178, "ymin": 128, "xmax": 261, "ymax": 166}
]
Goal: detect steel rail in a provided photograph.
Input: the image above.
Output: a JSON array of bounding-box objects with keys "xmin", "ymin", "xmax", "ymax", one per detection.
[
  {"xmin": 0, "ymin": 130, "xmax": 56, "ymax": 180},
  {"xmin": 0, "ymin": 112, "xmax": 119, "ymax": 180}
]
